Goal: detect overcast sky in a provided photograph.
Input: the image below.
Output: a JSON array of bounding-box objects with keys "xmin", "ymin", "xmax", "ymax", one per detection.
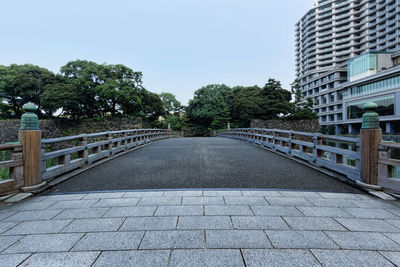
[{"xmin": 1, "ymin": 0, "xmax": 313, "ymax": 105}]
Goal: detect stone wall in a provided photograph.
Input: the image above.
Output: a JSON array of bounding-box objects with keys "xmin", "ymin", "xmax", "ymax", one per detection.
[
  {"xmin": 250, "ymin": 119, "xmax": 320, "ymax": 133},
  {"xmin": 0, "ymin": 117, "xmax": 146, "ymax": 144}
]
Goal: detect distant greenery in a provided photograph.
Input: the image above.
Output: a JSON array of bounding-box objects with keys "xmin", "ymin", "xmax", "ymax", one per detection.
[
  {"xmin": 0, "ymin": 151, "xmax": 9, "ymax": 181},
  {"xmin": 0, "ymin": 61, "xmax": 316, "ymax": 135},
  {"xmin": 0, "ymin": 61, "xmax": 165, "ymax": 121},
  {"xmin": 186, "ymin": 78, "xmax": 316, "ymax": 130}
]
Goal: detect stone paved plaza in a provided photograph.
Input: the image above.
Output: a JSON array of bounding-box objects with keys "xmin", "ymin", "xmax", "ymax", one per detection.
[{"xmin": 1, "ymin": 189, "xmax": 400, "ymax": 266}]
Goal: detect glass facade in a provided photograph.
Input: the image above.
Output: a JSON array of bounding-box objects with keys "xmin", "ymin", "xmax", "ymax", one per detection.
[
  {"xmin": 348, "ymin": 75, "xmax": 400, "ymax": 97},
  {"xmin": 348, "ymin": 53, "xmax": 377, "ymax": 78},
  {"xmin": 347, "ymin": 94, "xmax": 395, "ymax": 119},
  {"xmin": 394, "ymin": 56, "xmax": 400, "ymax": 66}
]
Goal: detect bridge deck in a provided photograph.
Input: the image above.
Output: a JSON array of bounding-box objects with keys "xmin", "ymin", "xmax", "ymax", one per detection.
[{"xmin": 49, "ymin": 137, "xmax": 360, "ymax": 193}]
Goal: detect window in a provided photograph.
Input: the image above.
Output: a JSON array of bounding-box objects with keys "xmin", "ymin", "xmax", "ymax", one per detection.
[
  {"xmin": 349, "ymin": 75, "xmax": 400, "ymax": 97},
  {"xmin": 348, "ymin": 53, "xmax": 377, "ymax": 78},
  {"xmin": 347, "ymin": 94, "xmax": 395, "ymax": 119}
]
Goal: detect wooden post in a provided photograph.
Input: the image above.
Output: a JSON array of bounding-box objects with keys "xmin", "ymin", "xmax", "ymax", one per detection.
[
  {"xmin": 19, "ymin": 103, "xmax": 43, "ymax": 190},
  {"xmin": 360, "ymin": 102, "xmax": 382, "ymax": 186}
]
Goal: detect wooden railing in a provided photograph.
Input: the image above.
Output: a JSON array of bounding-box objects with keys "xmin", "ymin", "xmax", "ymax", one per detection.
[
  {"xmin": 378, "ymin": 142, "xmax": 400, "ymax": 192},
  {"xmin": 0, "ymin": 129, "xmax": 179, "ymax": 196},
  {"xmin": 0, "ymin": 143, "xmax": 24, "ymax": 195},
  {"xmin": 41, "ymin": 129, "xmax": 179, "ymax": 181},
  {"xmin": 218, "ymin": 128, "xmax": 361, "ymax": 181}
]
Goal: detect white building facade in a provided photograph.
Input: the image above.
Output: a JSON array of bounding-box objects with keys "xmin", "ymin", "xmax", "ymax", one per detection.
[{"xmin": 296, "ymin": 0, "xmax": 400, "ymax": 134}]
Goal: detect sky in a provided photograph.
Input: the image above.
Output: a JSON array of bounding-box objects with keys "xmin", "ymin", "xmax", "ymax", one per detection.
[{"xmin": 1, "ymin": 0, "xmax": 313, "ymax": 105}]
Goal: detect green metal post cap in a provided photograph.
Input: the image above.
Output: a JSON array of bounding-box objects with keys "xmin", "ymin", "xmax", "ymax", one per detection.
[
  {"xmin": 361, "ymin": 101, "xmax": 379, "ymax": 129},
  {"xmin": 22, "ymin": 102, "xmax": 38, "ymax": 113},
  {"xmin": 20, "ymin": 102, "xmax": 39, "ymax": 130}
]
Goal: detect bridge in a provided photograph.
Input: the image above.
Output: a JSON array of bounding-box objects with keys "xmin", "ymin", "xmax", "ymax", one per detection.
[{"xmin": 1, "ymin": 104, "xmax": 400, "ymax": 266}]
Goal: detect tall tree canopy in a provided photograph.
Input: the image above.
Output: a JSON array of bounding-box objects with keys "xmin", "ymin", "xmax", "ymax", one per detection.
[
  {"xmin": 0, "ymin": 64, "xmax": 57, "ymax": 117},
  {"xmin": 287, "ymin": 79, "xmax": 316, "ymax": 120},
  {"xmin": 159, "ymin": 92, "xmax": 182, "ymax": 114},
  {"xmin": 0, "ymin": 61, "xmax": 166, "ymax": 121},
  {"xmin": 187, "ymin": 84, "xmax": 233, "ymax": 130}
]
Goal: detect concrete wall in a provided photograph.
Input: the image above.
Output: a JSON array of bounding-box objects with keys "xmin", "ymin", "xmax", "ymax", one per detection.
[
  {"xmin": 250, "ymin": 119, "xmax": 320, "ymax": 133},
  {"xmin": 0, "ymin": 117, "xmax": 145, "ymax": 144}
]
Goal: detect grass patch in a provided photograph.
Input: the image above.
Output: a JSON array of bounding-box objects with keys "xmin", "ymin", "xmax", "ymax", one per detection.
[{"xmin": 0, "ymin": 150, "xmax": 10, "ymax": 181}]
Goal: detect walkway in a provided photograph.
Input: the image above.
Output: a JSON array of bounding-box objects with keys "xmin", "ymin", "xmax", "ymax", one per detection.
[
  {"xmin": 1, "ymin": 190, "xmax": 400, "ymax": 266},
  {"xmin": 49, "ymin": 138, "xmax": 360, "ymax": 193}
]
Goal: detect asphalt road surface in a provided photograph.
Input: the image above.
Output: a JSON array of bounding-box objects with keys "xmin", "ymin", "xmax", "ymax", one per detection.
[{"xmin": 50, "ymin": 137, "xmax": 360, "ymax": 193}]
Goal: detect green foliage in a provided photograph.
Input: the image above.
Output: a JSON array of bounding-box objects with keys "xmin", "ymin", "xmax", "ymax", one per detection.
[
  {"xmin": 287, "ymin": 79, "xmax": 317, "ymax": 120},
  {"xmin": 187, "ymin": 84, "xmax": 233, "ymax": 130},
  {"xmin": 0, "ymin": 150, "xmax": 10, "ymax": 181},
  {"xmin": 261, "ymin": 78, "xmax": 292, "ymax": 119},
  {"xmin": 0, "ymin": 61, "xmax": 165, "ymax": 123},
  {"xmin": 159, "ymin": 92, "xmax": 182, "ymax": 114},
  {"xmin": 0, "ymin": 64, "xmax": 58, "ymax": 118},
  {"xmin": 231, "ymin": 86, "xmax": 265, "ymax": 127}
]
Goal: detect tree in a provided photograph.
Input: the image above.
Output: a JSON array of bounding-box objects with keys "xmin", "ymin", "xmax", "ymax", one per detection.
[
  {"xmin": 288, "ymin": 79, "xmax": 317, "ymax": 120},
  {"xmin": 141, "ymin": 92, "xmax": 165, "ymax": 121},
  {"xmin": 0, "ymin": 64, "xmax": 57, "ymax": 117},
  {"xmin": 159, "ymin": 92, "xmax": 181, "ymax": 114},
  {"xmin": 231, "ymin": 86, "xmax": 265, "ymax": 127},
  {"xmin": 261, "ymin": 78, "xmax": 292, "ymax": 119},
  {"xmin": 97, "ymin": 64, "xmax": 144, "ymax": 116},
  {"xmin": 60, "ymin": 60, "xmax": 102, "ymax": 118},
  {"xmin": 60, "ymin": 60, "xmax": 146, "ymax": 118},
  {"xmin": 187, "ymin": 84, "xmax": 233, "ymax": 129}
]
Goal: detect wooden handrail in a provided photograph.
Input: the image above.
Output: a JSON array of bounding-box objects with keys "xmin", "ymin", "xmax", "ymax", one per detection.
[
  {"xmin": 40, "ymin": 129, "xmax": 180, "ymax": 181},
  {"xmin": 218, "ymin": 128, "xmax": 361, "ymax": 181}
]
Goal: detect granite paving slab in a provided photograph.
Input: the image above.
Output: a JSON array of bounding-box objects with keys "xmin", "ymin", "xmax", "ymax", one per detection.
[
  {"xmin": 206, "ymin": 230, "xmax": 272, "ymax": 248},
  {"xmin": 119, "ymin": 216, "xmax": 177, "ymax": 231},
  {"xmin": 72, "ymin": 231, "xmax": 144, "ymax": 251},
  {"xmin": 20, "ymin": 252, "xmax": 100, "ymax": 267},
  {"xmin": 4, "ymin": 210, "xmax": 63, "ymax": 222},
  {"xmin": 0, "ymin": 253, "xmax": 30, "ymax": 267},
  {"xmin": 0, "ymin": 235, "xmax": 23, "ymax": 252},
  {"xmin": 139, "ymin": 230, "xmax": 204, "ymax": 249},
  {"xmin": 379, "ymin": 251, "xmax": 400, "ymax": 266},
  {"xmin": 177, "ymin": 216, "xmax": 233, "ymax": 230},
  {"xmin": 251, "ymin": 206, "xmax": 303, "ymax": 216},
  {"xmin": 103, "ymin": 206, "xmax": 156, "ymax": 217},
  {"xmin": 242, "ymin": 249, "xmax": 321, "ymax": 267},
  {"xmin": 0, "ymin": 222, "xmax": 19, "ymax": 234},
  {"xmin": 1, "ymin": 189, "xmax": 400, "ymax": 266},
  {"xmin": 265, "ymin": 230, "xmax": 339, "ymax": 249},
  {"xmin": 3, "ymin": 233, "xmax": 84, "ymax": 253},
  {"xmin": 325, "ymin": 231, "xmax": 400, "ymax": 250},
  {"xmin": 283, "ymin": 216, "xmax": 346, "ymax": 231},
  {"xmin": 54, "ymin": 208, "xmax": 110, "ymax": 219},
  {"xmin": 296, "ymin": 206, "xmax": 352, "ymax": 217},
  {"xmin": 182, "ymin": 196, "xmax": 224, "ymax": 205},
  {"xmin": 170, "ymin": 249, "xmax": 244, "ymax": 267},
  {"xmin": 155, "ymin": 205, "xmax": 203, "ymax": 216},
  {"xmin": 3, "ymin": 220, "xmax": 72, "ymax": 235},
  {"xmin": 204, "ymin": 205, "xmax": 253, "ymax": 216},
  {"xmin": 93, "ymin": 250, "xmax": 170, "ymax": 267},
  {"xmin": 311, "ymin": 249, "xmax": 393, "ymax": 267},
  {"xmin": 334, "ymin": 217, "xmax": 400, "ymax": 232},
  {"xmin": 231, "ymin": 216, "xmax": 289, "ymax": 230},
  {"xmin": 61, "ymin": 218, "xmax": 125, "ymax": 233}
]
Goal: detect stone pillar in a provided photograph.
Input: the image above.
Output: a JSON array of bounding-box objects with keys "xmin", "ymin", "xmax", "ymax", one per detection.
[
  {"xmin": 335, "ymin": 125, "xmax": 341, "ymax": 135},
  {"xmin": 348, "ymin": 124, "xmax": 353, "ymax": 134},
  {"xmin": 385, "ymin": 122, "xmax": 392, "ymax": 134},
  {"xmin": 359, "ymin": 102, "xmax": 382, "ymax": 187},
  {"xmin": 19, "ymin": 103, "xmax": 44, "ymax": 191}
]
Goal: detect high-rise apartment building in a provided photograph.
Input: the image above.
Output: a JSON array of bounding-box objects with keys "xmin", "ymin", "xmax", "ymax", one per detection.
[{"xmin": 296, "ymin": 0, "xmax": 400, "ymax": 134}]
